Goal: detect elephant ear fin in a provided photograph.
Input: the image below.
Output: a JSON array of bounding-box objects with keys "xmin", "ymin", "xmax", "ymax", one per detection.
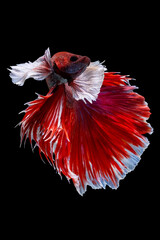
[{"xmin": 8, "ymin": 48, "xmax": 53, "ymax": 86}]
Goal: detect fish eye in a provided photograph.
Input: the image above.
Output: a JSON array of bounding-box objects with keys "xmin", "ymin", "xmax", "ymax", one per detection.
[{"xmin": 70, "ymin": 56, "xmax": 78, "ymax": 62}]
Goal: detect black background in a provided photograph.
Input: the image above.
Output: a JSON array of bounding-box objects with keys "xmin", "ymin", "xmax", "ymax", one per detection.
[{"xmin": 2, "ymin": 2, "xmax": 159, "ymax": 236}]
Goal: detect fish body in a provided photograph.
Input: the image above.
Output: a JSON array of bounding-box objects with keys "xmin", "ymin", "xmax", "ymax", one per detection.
[
  {"xmin": 9, "ymin": 48, "xmax": 153, "ymax": 195},
  {"xmin": 45, "ymin": 52, "xmax": 90, "ymax": 89}
]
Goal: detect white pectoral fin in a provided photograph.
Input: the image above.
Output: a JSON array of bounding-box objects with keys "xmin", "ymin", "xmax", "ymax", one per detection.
[
  {"xmin": 68, "ymin": 61, "xmax": 107, "ymax": 103},
  {"xmin": 9, "ymin": 48, "xmax": 53, "ymax": 86}
]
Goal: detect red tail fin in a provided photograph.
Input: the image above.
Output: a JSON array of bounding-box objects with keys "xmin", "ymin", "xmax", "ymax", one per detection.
[
  {"xmin": 20, "ymin": 72, "xmax": 152, "ymax": 195},
  {"xmin": 69, "ymin": 73, "xmax": 152, "ymax": 194}
]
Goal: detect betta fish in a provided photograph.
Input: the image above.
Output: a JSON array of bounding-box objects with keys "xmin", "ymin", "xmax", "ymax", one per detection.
[{"xmin": 9, "ymin": 48, "xmax": 153, "ymax": 195}]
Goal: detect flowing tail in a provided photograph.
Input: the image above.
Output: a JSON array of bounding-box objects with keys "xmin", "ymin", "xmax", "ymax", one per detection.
[{"xmin": 19, "ymin": 72, "xmax": 152, "ymax": 195}]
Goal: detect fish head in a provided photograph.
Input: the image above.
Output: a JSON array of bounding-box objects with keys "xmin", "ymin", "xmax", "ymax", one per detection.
[{"xmin": 51, "ymin": 52, "xmax": 91, "ymax": 83}]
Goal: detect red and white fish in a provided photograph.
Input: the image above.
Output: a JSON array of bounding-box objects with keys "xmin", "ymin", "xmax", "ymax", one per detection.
[{"xmin": 9, "ymin": 48, "xmax": 153, "ymax": 195}]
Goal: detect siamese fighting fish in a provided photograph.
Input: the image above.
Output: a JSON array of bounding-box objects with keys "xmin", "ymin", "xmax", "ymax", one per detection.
[{"xmin": 9, "ymin": 48, "xmax": 153, "ymax": 195}]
